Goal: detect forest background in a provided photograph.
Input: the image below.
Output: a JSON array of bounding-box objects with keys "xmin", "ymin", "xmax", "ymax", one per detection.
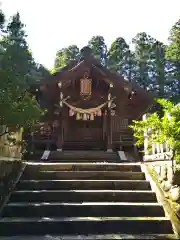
[{"xmin": 0, "ymin": 7, "xmax": 179, "ymax": 152}]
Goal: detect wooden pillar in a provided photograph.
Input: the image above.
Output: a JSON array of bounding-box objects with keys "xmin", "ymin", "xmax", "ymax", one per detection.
[
  {"xmin": 46, "ymin": 134, "xmax": 50, "ymax": 150},
  {"xmin": 57, "ymin": 113, "xmax": 63, "ymax": 151},
  {"xmin": 61, "ymin": 118, "xmax": 64, "ymax": 149},
  {"xmin": 143, "ymin": 114, "xmax": 149, "ymax": 156},
  {"xmin": 107, "ymin": 108, "xmax": 112, "ymax": 152},
  {"xmin": 31, "ymin": 131, "xmax": 35, "ymax": 154},
  {"xmin": 57, "ymin": 81, "xmax": 64, "ymax": 151},
  {"xmin": 107, "ymin": 83, "xmax": 113, "ymax": 152},
  {"xmin": 102, "ymin": 111, "xmax": 106, "ymax": 141}
]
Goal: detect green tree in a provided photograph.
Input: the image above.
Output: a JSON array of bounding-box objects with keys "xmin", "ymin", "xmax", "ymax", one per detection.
[
  {"xmin": 54, "ymin": 45, "xmax": 79, "ymax": 69},
  {"xmin": 0, "ymin": 8, "xmax": 5, "ymax": 62},
  {"xmin": 0, "ymin": 8, "xmax": 5, "ymax": 30},
  {"xmin": 132, "ymin": 32, "xmax": 155, "ymax": 90},
  {"xmin": 150, "ymin": 41, "xmax": 167, "ymax": 97},
  {"xmin": 29, "ymin": 63, "xmax": 50, "ymax": 85},
  {"xmin": 88, "ymin": 36, "xmax": 107, "ymax": 65},
  {"xmin": 0, "ymin": 12, "xmax": 42, "ymax": 134},
  {"xmin": 166, "ymin": 19, "xmax": 180, "ymax": 101},
  {"xmin": 130, "ymin": 99, "xmax": 180, "ymax": 162},
  {"xmin": 166, "ymin": 19, "xmax": 180, "ymax": 62},
  {"xmin": 107, "ymin": 37, "xmax": 137, "ymax": 81},
  {"xmin": 108, "ymin": 37, "xmax": 129, "ymax": 73}
]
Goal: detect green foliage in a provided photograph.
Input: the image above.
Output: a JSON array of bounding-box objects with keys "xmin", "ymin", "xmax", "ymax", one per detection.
[
  {"xmin": 166, "ymin": 19, "xmax": 180, "ymax": 62},
  {"xmin": 0, "ymin": 11, "xmax": 44, "ymax": 134},
  {"xmin": 52, "ymin": 29, "xmax": 179, "ymax": 100},
  {"xmin": 130, "ymin": 99, "xmax": 180, "ymax": 161},
  {"xmin": 165, "ymin": 19, "xmax": 180, "ymax": 102},
  {"xmin": 131, "ymin": 32, "xmax": 168, "ymax": 93},
  {"xmin": 130, "ymin": 112, "xmax": 162, "ymax": 146},
  {"xmin": 52, "ymin": 16, "xmax": 180, "ymax": 101},
  {"xmin": 88, "ymin": 36, "xmax": 107, "ymax": 65},
  {"xmin": 132, "ymin": 32, "xmax": 154, "ymax": 89},
  {"xmin": 107, "ymin": 37, "xmax": 136, "ymax": 81},
  {"xmin": 54, "ymin": 45, "xmax": 79, "ymax": 69},
  {"xmin": 150, "ymin": 41, "xmax": 167, "ymax": 97},
  {"xmin": 0, "ymin": 8, "xmax": 5, "ymax": 29}
]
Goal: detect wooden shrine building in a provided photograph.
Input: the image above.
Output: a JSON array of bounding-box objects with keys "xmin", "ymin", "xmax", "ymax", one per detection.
[{"xmin": 29, "ymin": 46, "xmax": 153, "ymax": 153}]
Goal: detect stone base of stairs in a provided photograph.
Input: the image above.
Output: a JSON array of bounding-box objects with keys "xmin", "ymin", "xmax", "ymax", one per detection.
[
  {"xmin": 0, "ymin": 234, "xmax": 177, "ymax": 240},
  {"xmin": 27, "ymin": 150, "xmax": 133, "ymax": 163},
  {"xmin": 0, "ymin": 160, "xmax": 176, "ymax": 237}
]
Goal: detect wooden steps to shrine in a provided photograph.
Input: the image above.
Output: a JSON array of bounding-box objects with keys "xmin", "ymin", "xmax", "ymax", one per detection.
[{"xmin": 0, "ymin": 161, "xmax": 176, "ymax": 238}]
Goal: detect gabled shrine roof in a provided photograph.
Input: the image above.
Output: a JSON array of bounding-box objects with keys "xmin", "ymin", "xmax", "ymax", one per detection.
[{"xmin": 41, "ymin": 46, "xmax": 154, "ymax": 119}]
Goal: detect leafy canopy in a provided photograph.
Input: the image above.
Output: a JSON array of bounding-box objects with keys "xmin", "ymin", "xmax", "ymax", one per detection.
[
  {"xmin": 130, "ymin": 99, "xmax": 180, "ymax": 161},
  {"xmin": 0, "ymin": 12, "xmax": 44, "ymax": 134}
]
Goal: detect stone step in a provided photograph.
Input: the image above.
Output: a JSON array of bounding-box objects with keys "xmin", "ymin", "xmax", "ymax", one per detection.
[
  {"xmin": 22, "ymin": 171, "xmax": 145, "ymax": 180},
  {"xmin": 49, "ymin": 151, "xmax": 118, "ymax": 154},
  {"xmin": 10, "ymin": 190, "xmax": 157, "ymax": 202},
  {"xmin": 25, "ymin": 163, "xmax": 141, "ymax": 172},
  {"xmin": 0, "ymin": 217, "xmax": 173, "ymax": 235},
  {"xmin": 41, "ymin": 159, "xmax": 125, "ymax": 162},
  {"xmin": 47, "ymin": 151, "xmax": 120, "ymax": 161},
  {"xmin": 62, "ymin": 142, "xmax": 105, "ymax": 151},
  {"xmin": 27, "ymin": 151, "xmax": 121, "ymax": 162},
  {"xmin": 0, "ymin": 234, "xmax": 177, "ymax": 240},
  {"xmin": 0, "ymin": 158, "xmax": 175, "ymax": 238},
  {"xmin": 17, "ymin": 179, "xmax": 151, "ymax": 191},
  {"xmin": 2, "ymin": 202, "xmax": 165, "ymax": 218}
]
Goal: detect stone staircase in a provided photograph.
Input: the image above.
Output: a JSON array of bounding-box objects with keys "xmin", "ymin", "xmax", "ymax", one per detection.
[{"xmin": 0, "ymin": 158, "xmax": 176, "ymax": 239}]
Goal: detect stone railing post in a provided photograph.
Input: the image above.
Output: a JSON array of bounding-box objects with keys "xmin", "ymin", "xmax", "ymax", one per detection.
[
  {"xmin": 156, "ymin": 142, "xmax": 160, "ymax": 154},
  {"xmin": 142, "ymin": 113, "xmax": 173, "ymax": 161},
  {"xmin": 160, "ymin": 144, "xmax": 164, "ymax": 154},
  {"xmin": 143, "ymin": 114, "xmax": 149, "ymax": 157}
]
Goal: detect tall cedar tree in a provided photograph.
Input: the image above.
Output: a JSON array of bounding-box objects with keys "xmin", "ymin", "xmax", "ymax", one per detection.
[
  {"xmin": 107, "ymin": 37, "xmax": 137, "ymax": 81},
  {"xmin": 88, "ymin": 36, "xmax": 107, "ymax": 66},
  {"xmin": 150, "ymin": 41, "xmax": 167, "ymax": 97},
  {"xmin": 54, "ymin": 45, "xmax": 79, "ymax": 70},
  {"xmin": 132, "ymin": 32, "xmax": 155, "ymax": 91},
  {"xmin": 166, "ymin": 19, "xmax": 180, "ymax": 102},
  {"xmin": 0, "ymin": 12, "xmax": 42, "ymax": 133}
]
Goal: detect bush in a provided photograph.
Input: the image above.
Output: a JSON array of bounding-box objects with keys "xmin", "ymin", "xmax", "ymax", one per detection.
[{"xmin": 130, "ymin": 99, "xmax": 180, "ymax": 162}]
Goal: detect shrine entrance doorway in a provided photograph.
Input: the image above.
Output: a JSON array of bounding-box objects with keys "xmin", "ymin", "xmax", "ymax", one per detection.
[{"xmin": 63, "ymin": 115, "xmax": 105, "ymax": 151}]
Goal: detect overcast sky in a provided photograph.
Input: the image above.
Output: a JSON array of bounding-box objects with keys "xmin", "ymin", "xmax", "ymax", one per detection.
[{"xmin": 2, "ymin": 0, "xmax": 180, "ymax": 69}]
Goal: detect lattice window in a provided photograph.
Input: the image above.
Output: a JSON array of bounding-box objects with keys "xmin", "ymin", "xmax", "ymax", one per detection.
[
  {"xmin": 120, "ymin": 118, "xmax": 128, "ymax": 129},
  {"xmin": 112, "ymin": 117, "xmax": 129, "ymax": 132}
]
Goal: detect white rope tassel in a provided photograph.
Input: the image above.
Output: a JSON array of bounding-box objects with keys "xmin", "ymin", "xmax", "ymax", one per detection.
[{"xmin": 41, "ymin": 150, "xmax": 50, "ymax": 160}]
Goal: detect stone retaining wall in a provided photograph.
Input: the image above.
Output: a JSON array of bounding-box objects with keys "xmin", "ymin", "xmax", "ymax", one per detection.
[
  {"xmin": 0, "ymin": 160, "xmax": 25, "ymax": 213},
  {"xmin": 146, "ymin": 160, "xmax": 180, "ymax": 202},
  {"xmin": 0, "ymin": 129, "xmax": 23, "ymax": 159}
]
